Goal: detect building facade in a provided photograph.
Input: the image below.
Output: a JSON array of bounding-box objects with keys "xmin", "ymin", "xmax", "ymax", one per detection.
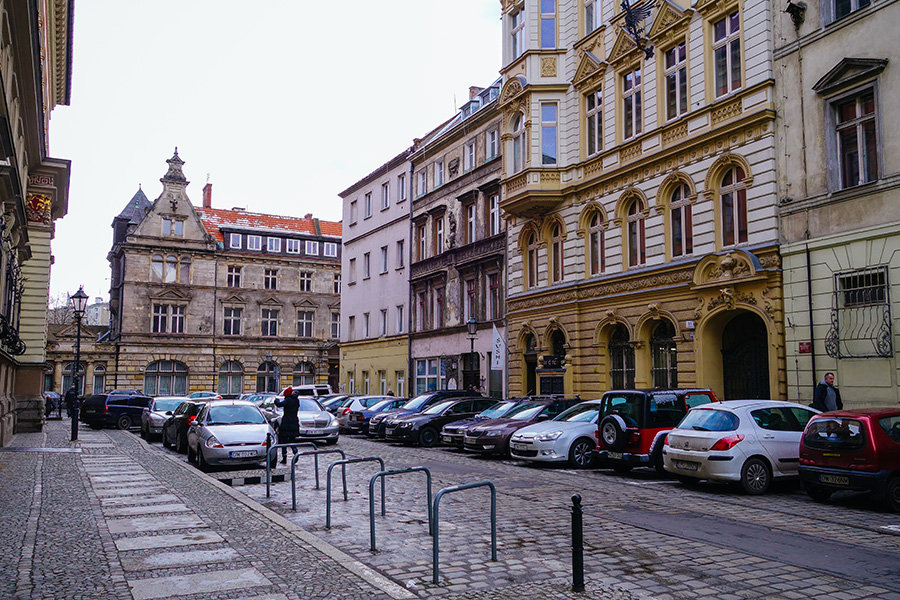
[
  {"xmin": 498, "ymin": 0, "xmax": 783, "ymax": 400},
  {"xmin": 339, "ymin": 150, "xmax": 412, "ymax": 396},
  {"xmin": 105, "ymin": 151, "xmax": 341, "ymax": 396},
  {"xmin": 0, "ymin": 0, "xmax": 73, "ymax": 443},
  {"xmin": 409, "ymin": 81, "xmax": 508, "ymax": 397},
  {"xmin": 776, "ymin": 0, "xmax": 900, "ymax": 406}
]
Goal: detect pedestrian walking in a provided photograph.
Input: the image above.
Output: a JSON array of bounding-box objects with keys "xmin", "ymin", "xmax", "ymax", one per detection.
[
  {"xmin": 64, "ymin": 385, "xmax": 78, "ymax": 419},
  {"xmin": 44, "ymin": 393, "xmax": 53, "ymax": 418},
  {"xmin": 812, "ymin": 372, "xmax": 843, "ymax": 412},
  {"xmin": 275, "ymin": 386, "xmax": 300, "ymax": 463}
]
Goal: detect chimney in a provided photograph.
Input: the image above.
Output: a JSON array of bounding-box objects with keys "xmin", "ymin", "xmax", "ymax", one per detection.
[
  {"xmin": 202, "ymin": 183, "xmax": 212, "ymax": 208},
  {"xmin": 304, "ymin": 213, "xmax": 312, "ymax": 220},
  {"xmin": 469, "ymin": 86, "xmax": 484, "ymax": 100}
]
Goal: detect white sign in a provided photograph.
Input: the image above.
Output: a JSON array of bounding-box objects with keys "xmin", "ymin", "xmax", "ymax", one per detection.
[{"xmin": 491, "ymin": 324, "xmax": 505, "ymax": 370}]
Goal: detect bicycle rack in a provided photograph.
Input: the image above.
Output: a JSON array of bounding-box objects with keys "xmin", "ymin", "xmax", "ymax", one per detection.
[
  {"xmin": 290, "ymin": 449, "xmax": 347, "ymax": 510},
  {"xmin": 265, "ymin": 442, "xmax": 318, "ymax": 497},
  {"xmin": 325, "ymin": 457, "xmax": 385, "ymax": 529},
  {"xmin": 432, "ymin": 481, "xmax": 497, "ymax": 584},
  {"xmin": 368, "ymin": 466, "xmax": 433, "ymax": 551}
]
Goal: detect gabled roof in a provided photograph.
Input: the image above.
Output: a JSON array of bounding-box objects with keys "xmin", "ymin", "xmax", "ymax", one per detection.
[
  {"xmin": 115, "ymin": 187, "xmax": 152, "ymax": 225},
  {"xmin": 196, "ymin": 208, "xmax": 342, "ymax": 242}
]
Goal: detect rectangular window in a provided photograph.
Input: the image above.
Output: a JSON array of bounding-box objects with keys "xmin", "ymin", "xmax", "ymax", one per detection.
[
  {"xmin": 227, "ymin": 266, "xmax": 242, "ymax": 288},
  {"xmin": 162, "ymin": 218, "xmax": 183, "ymax": 236},
  {"xmin": 229, "ymin": 233, "xmax": 242, "ymax": 249},
  {"xmin": 397, "ymin": 173, "xmax": 407, "ymax": 202},
  {"xmin": 323, "ymin": 242, "xmax": 337, "ymax": 257},
  {"xmin": 586, "ymin": 89, "xmax": 603, "ymax": 156},
  {"xmin": 350, "ymin": 200, "xmax": 358, "ymax": 224},
  {"xmin": 487, "ymin": 129, "xmax": 498, "ymax": 159},
  {"xmin": 286, "ymin": 239, "xmax": 301, "ymax": 254},
  {"xmin": 261, "ymin": 309, "xmax": 278, "ymax": 337},
  {"xmin": 264, "ymin": 268, "xmax": 277, "ymax": 290},
  {"xmin": 267, "ymin": 237, "xmax": 281, "ymax": 252},
  {"xmin": 247, "ymin": 235, "xmax": 262, "ymax": 251},
  {"xmin": 585, "ymin": 0, "xmax": 598, "ymax": 34},
  {"xmin": 488, "ymin": 195, "xmax": 500, "ymax": 236},
  {"xmin": 713, "ymin": 11, "xmax": 741, "ymax": 98},
  {"xmin": 541, "ymin": 103, "xmax": 558, "ymax": 165},
  {"xmin": 379, "ymin": 370, "xmax": 387, "ymax": 395},
  {"xmin": 417, "ymin": 225, "xmax": 427, "ymax": 261},
  {"xmin": 363, "ymin": 252, "xmax": 371, "ymax": 278},
  {"xmin": 300, "ymin": 271, "xmax": 313, "ymax": 292},
  {"xmin": 828, "ymin": 266, "xmax": 892, "ymax": 358},
  {"xmin": 396, "ymin": 305, "xmax": 404, "ymax": 334},
  {"xmin": 396, "ymin": 372, "xmax": 405, "ymax": 397},
  {"xmin": 511, "ymin": 8, "xmax": 525, "ymax": 59},
  {"xmin": 665, "ymin": 42, "xmax": 688, "ymax": 120},
  {"xmin": 152, "ymin": 304, "xmax": 167, "ymax": 333},
  {"xmin": 416, "ymin": 292, "xmax": 426, "ymax": 331},
  {"xmin": 464, "ymin": 140, "xmax": 476, "ymax": 171},
  {"xmin": 348, "ymin": 315, "xmax": 355, "ymax": 341},
  {"xmin": 333, "ymin": 273, "xmax": 341, "ymax": 294},
  {"xmin": 435, "ymin": 160, "xmax": 444, "ymax": 187},
  {"xmin": 305, "ymin": 240, "xmax": 319, "ymax": 255},
  {"xmin": 433, "ymin": 288, "xmax": 444, "ymax": 329},
  {"xmin": 488, "ymin": 273, "xmax": 500, "ymax": 320},
  {"xmin": 466, "ymin": 204, "xmax": 476, "ymax": 244},
  {"xmin": 540, "ymin": 0, "xmax": 556, "ymax": 48},
  {"xmin": 381, "ymin": 182, "xmax": 390, "ymax": 209},
  {"xmin": 331, "ymin": 311, "xmax": 340, "ymax": 338},
  {"xmin": 396, "ymin": 240, "xmax": 405, "ymax": 268},
  {"xmin": 364, "ymin": 192, "xmax": 373, "ymax": 218},
  {"xmin": 380, "ymin": 245, "xmax": 388, "ymax": 274},
  {"xmin": 224, "ymin": 307, "xmax": 242, "ymax": 336},
  {"xmin": 363, "ymin": 313, "xmax": 370, "ymax": 338},
  {"xmin": 170, "ymin": 305, "xmax": 185, "ymax": 334},
  {"xmin": 834, "ymin": 0, "xmax": 870, "ymax": 21},
  {"xmin": 380, "ymin": 309, "xmax": 387, "ymax": 336},
  {"xmin": 434, "ymin": 218, "xmax": 444, "ymax": 255},
  {"xmin": 417, "ymin": 171, "xmax": 427, "ymax": 196},
  {"xmin": 363, "ymin": 371, "xmax": 370, "ymax": 395},
  {"xmin": 297, "ymin": 310, "xmax": 314, "ymax": 337},
  {"xmin": 349, "ymin": 258, "xmax": 357, "ymax": 284},
  {"xmin": 835, "ymin": 89, "xmax": 878, "ymax": 189},
  {"xmin": 623, "ymin": 67, "xmax": 642, "ymax": 139},
  {"xmin": 465, "ymin": 279, "xmax": 476, "ymax": 321}
]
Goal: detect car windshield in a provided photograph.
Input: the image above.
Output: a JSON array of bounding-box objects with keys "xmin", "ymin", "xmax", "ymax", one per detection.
[
  {"xmin": 297, "ymin": 398, "xmax": 324, "ymax": 412},
  {"xmin": 402, "ymin": 393, "xmax": 435, "ymax": 411},
  {"xmin": 478, "ymin": 401, "xmax": 518, "ymax": 418},
  {"xmin": 678, "ymin": 408, "xmax": 739, "ymax": 432},
  {"xmin": 370, "ymin": 399, "xmax": 395, "ymax": 412},
  {"xmin": 507, "ymin": 402, "xmax": 547, "ymax": 420},
  {"xmin": 153, "ymin": 399, "xmax": 183, "ymax": 412},
  {"xmin": 207, "ymin": 405, "xmax": 266, "ymax": 425},
  {"xmin": 423, "ymin": 400, "xmax": 455, "ymax": 415},
  {"xmin": 803, "ymin": 417, "xmax": 865, "ymax": 450},
  {"xmin": 554, "ymin": 403, "xmax": 599, "ymax": 422}
]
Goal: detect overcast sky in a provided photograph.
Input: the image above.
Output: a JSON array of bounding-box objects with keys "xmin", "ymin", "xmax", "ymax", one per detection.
[{"xmin": 48, "ymin": 0, "xmax": 501, "ymax": 304}]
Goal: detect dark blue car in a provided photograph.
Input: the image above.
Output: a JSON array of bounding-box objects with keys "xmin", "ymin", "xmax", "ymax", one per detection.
[{"xmin": 347, "ymin": 397, "xmax": 408, "ymax": 434}]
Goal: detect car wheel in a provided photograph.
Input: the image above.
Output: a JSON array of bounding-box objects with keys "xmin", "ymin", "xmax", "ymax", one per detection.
[
  {"xmin": 599, "ymin": 415, "xmax": 627, "ymax": 452},
  {"xmin": 140, "ymin": 424, "xmax": 147, "ymax": 439},
  {"xmin": 197, "ymin": 448, "xmax": 211, "ymax": 472},
  {"xmin": 187, "ymin": 443, "xmax": 196, "ymax": 463},
  {"xmin": 325, "ymin": 437, "xmax": 338, "ymax": 445},
  {"xmin": 117, "ymin": 415, "xmax": 132, "ymax": 430},
  {"xmin": 652, "ymin": 441, "xmax": 667, "ymax": 476},
  {"xmin": 676, "ymin": 475, "xmax": 701, "ymax": 487},
  {"xmin": 175, "ymin": 434, "xmax": 186, "ymax": 454},
  {"xmin": 805, "ymin": 484, "xmax": 833, "ymax": 503},
  {"xmin": 883, "ymin": 477, "xmax": 900, "ymax": 512},
  {"xmin": 418, "ymin": 427, "xmax": 438, "ymax": 448},
  {"xmin": 568, "ymin": 438, "xmax": 595, "ymax": 469},
  {"xmin": 162, "ymin": 431, "xmax": 171, "ymax": 448},
  {"xmin": 740, "ymin": 457, "xmax": 771, "ymax": 495}
]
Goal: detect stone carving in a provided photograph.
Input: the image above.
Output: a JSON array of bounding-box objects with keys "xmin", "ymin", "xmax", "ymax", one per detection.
[
  {"xmin": 448, "ymin": 157, "xmax": 460, "ymax": 177},
  {"xmin": 447, "ymin": 212, "xmax": 457, "ymax": 249},
  {"xmin": 541, "ymin": 56, "xmax": 557, "ymax": 77},
  {"xmin": 707, "ymin": 288, "xmax": 757, "ymax": 312}
]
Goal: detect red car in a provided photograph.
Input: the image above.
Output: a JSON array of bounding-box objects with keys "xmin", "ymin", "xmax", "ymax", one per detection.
[
  {"xmin": 594, "ymin": 388, "xmax": 719, "ymax": 473},
  {"xmin": 798, "ymin": 408, "xmax": 900, "ymax": 512}
]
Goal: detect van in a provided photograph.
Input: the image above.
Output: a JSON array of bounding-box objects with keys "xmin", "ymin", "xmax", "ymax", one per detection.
[{"xmin": 80, "ymin": 392, "xmax": 153, "ymax": 430}]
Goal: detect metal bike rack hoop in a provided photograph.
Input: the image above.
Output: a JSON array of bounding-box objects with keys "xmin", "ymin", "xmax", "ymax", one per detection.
[
  {"xmin": 368, "ymin": 466, "xmax": 433, "ymax": 552},
  {"xmin": 290, "ymin": 448, "xmax": 347, "ymax": 510},
  {"xmin": 432, "ymin": 480, "xmax": 497, "ymax": 584},
  {"xmin": 265, "ymin": 441, "xmax": 318, "ymax": 497},
  {"xmin": 325, "ymin": 457, "xmax": 385, "ymax": 529}
]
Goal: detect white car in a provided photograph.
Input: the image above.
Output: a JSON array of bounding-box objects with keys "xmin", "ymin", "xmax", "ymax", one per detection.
[
  {"xmin": 663, "ymin": 400, "xmax": 820, "ymax": 495},
  {"xmin": 509, "ymin": 400, "xmax": 601, "ymax": 468}
]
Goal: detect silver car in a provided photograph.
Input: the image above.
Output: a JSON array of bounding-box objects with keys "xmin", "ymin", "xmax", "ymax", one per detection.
[
  {"xmin": 259, "ymin": 395, "xmax": 340, "ymax": 445},
  {"xmin": 186, "ymin": 400, "xmax": 276, "ymax": 471},
  {"xmin": 141, "ymin": 396, "xmax": 189, "ymax": 441}
]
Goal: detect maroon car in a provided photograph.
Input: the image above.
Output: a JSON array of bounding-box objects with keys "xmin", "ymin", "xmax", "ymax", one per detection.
[
  {"xmin": 463, "ymin": 396, "xmax": 585, "ymax": 456},
  {"xmin": 799, "ymin": 407, "xmax": 900, "ymax": 512}
]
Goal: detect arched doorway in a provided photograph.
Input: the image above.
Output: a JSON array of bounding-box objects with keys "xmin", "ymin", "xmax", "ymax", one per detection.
[
  {"xmin": 523, "ymin": 333, "xmax": 537, "ymax": 395},
  {"xmin": 722, "ymin": 312, "xmax": 770, "ymax": 399}
]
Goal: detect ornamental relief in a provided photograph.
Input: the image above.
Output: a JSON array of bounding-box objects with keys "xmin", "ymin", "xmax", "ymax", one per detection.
[{"xmin": 540, "ymin": 56, "xmax": 557, "ymax": 78}]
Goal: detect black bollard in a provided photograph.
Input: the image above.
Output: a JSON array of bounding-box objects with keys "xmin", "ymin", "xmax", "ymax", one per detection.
[{"xmin": 571, "ymin": 493, "xmax": 585, "ymax": 592}]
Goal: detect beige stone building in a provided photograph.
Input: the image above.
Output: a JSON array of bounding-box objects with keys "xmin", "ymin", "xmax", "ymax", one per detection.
[
  {"xmin": 0, "ymin": 0, "xmax": 73, "ymax": 443},
  {"xmin": 776, "ymin": 0, "xmax": 900, "ymax": 406},
  {"xmin": 498, "ymin": 0, "xmax": 783, "ymax": 400},
  {"xmin": 101, "ymin": 151, "xmax": 341, "ymax": 396}
]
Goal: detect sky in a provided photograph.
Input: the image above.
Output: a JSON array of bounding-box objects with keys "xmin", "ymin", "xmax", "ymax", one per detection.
[{"xmin": 48, "ymin": 0, "xmax": 501, "ymax": 304}]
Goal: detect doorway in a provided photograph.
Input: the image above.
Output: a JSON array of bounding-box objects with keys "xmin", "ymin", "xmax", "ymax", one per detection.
[{"xmin": 722, "ymin": 312, "xmax": 770, "ymax": 399}]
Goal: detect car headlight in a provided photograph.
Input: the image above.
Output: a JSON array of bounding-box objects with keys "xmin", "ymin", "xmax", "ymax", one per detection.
[
  {"xmin": 330, "ymin": 418, "xmax": 339, "ymax": 427},
  {"xmin": 536, "ymin": 430, "xmax": 563, "ymax": 441},
  {"xmin": 205, "ymin": 435, "xmax": 223, "ymax": 449},
  {"xmin": 485, "ymin": 430, "xmax": 502, "ymax": 437}
]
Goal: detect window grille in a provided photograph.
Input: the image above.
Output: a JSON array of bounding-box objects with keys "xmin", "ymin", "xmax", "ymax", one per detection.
[{"xmin": 825, "ymin": 266, "xmax": 892, "ymax": 358}]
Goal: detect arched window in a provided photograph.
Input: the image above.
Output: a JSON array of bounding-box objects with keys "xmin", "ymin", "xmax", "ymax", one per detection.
[
  {"xmin": 527, "ymin": 231, "xmax": 540, "ymax": 288},
  {"xmin": 550, "ymin": 329, "xmax": 567, "ymax": 360},
  {"xmin": 551, "ymin": 223, "xmax": 564, "ymax": 283},
  {"xmin": 293, "ymin": 361, "xmax": 315, "ymax": 386},
  {"xmin": 62, "ymin": 362, "xmax": 85, "ymax": 396},
  {"xmin": 165, "ymin": 256, "xmax": 177, "ymax": 282},
  {"xmin": 92, "ymin": 365, "xmax": 106, "ymax": 395},
  {"xmin": 218, "ymin": 361, "xmax": 243, "ymax": 396},
  {"xmin": 151, "ymin": 255, "xmax": 164, "ymax": 282},
  {"xmin": 626, "ymin": 199, "xmax": 645, "ymax": 267},
  {"xmin": 608, "ymin": 325, "xmax": 635, "ymax": 389},
  {"xmin": 143, "ymin": 360, "xmax": 188, "ymax": 396},
  {"xmin": 651, "ymin": 321, "xmax": 678, "ymax": 388},
  {"xmin": 588, "ymin": 212, "xmax": 605, "ymax": 275},
  {"xmin": 256, "ymin": 361, "xmax": 278, "ymax": 392},
  {"xmin": 523, "ymin": 333, "xmax": 538, "ymax": 396},
  {"xmin": 511, "ymin": 114, "xmax": 526, "ymax": 173},
  {"xmin": 670, "ymin": 183, "xmax": 693, "ymax": 257},
  {"xmin": 721, "ymin": 165, "xmax": 748, "ymax": 246}
]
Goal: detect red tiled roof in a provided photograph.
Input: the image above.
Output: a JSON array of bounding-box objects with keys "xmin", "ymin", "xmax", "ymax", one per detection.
[{"xmin": 196, "ymin": 208, "xmax": 342, "ymax": 242}]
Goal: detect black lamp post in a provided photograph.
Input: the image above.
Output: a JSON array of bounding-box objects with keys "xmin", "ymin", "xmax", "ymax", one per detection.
[
  {"xmin": 466, "ymin": 317, "xmax": 478, "ymax": 390},
  {"xmin": 69, "ymin": 286, "xmax": 88, "ymax": 442}
]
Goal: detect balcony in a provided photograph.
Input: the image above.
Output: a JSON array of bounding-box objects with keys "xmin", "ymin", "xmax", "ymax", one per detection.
[
  {"xmin": 500, "ymin": 168, "xmax": 563, "ymax": 218},
  {"xmin": 411, "ymin": 233, "xmax": 506, "ymax": 281}
]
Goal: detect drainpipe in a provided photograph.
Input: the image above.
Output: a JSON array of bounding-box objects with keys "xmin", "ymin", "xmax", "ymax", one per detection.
[
  {"xmin": 805, "ymin": 242, "xmax": 817, "ymax": 387},
  {"xmin": 407, "ymin": 159, "xmax": 415, "ymax": 395}
]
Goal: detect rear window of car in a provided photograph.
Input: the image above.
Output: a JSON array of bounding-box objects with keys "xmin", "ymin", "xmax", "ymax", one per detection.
[
  {"xmin": 803, "ymin": 417, "xmax": 866, "ymax": 451},
  {"xmin": 601, "ymin": 395, "xmax": 643, "ymax": 427},
  {"xmin": 679, "ymin": 408, "xmax": 739, "ymax": 432},
  {"xmin": 878, "ymin": 415, "xmax": 900, "ymax": 443},
  {"xmin": 648, "ymin": 393, "xmax": 684, "ymax": 427}
]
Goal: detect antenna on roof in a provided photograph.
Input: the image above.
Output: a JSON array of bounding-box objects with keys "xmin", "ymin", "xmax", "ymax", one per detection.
[{"xmin": 206, "ymin": 172, "xmax": 211, "ymax": 183}]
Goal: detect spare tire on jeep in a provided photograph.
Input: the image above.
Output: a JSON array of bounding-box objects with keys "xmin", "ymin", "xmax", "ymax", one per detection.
[{"xmin": 599, "ymin": 414, "xmax": 628, "ymax": 451}]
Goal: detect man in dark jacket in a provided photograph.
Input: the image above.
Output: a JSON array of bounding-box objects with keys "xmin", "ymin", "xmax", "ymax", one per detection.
[
  {"xmin": 812, "ymin": 372, "xmax": 842, "ymax": 412},
  {"xmin": 64, "ymin": 386, "xmax": 79, "ymax": 419},
  {"xmin": 274, "ymin": 387, "xmax": 300, "ymax": 463}
]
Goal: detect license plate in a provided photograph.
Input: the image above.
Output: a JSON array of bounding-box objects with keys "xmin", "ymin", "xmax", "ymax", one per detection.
[
  {"xmin": 300, "ymin": 429, "xmax": 321, "ymax": 435},
  {"xmin": 676, "ymin": 460, "xmax": 699, "ymax": 471},
  {"xmin": 820, "ymin": 474, "xmax": 849, "ymax": 486},
  {"xmin": 441, "ymin": 436, "xmax": 453, "ymax": 443},
  {"xmin": 229, "ymin": 450, "xmax": 256, "ymax": 458},
  {"xmin": 511, "ymin": 443, "xmax": 529, "ymax": 451},
  {"xmin": 607, "ymin": 452, "xmax": 623, "ymax": 460}
]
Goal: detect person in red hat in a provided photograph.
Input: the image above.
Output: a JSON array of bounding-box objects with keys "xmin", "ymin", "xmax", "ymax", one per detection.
[{"xmin": 274, "ymin": 386, "xmax": 300, "ymax": 463}]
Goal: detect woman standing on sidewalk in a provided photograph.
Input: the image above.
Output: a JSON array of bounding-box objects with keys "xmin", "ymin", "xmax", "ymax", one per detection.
[{"xmin": 274, "ymin": 387, "xmax": 300, "ymax": 463}]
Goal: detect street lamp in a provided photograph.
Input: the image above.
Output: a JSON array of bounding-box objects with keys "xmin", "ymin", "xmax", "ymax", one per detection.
[
  {"xmin": 68, "ymin": 286, "xmax": 88, "ymax": 442},
  {"xmin": 466, "ymin": 317, "xmax": 478, "ymax": 390}
]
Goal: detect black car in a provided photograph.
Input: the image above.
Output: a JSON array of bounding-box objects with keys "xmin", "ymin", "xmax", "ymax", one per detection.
[
  {"xmin": 440, "ymin": 398, "xmax": 527, "ymax": 448},
  {"xmin": 368, "ymin": 390, "xmax": 483, "ymax": 439},
  {"xmin": 80, "ymin": 392, "xmax": 153, "ymax": 430},
  {"xmin": 384, "ymin": 397, "xmax": 498, "ymax": 447},
  {"xmin": 162, "ymin": 399, "xmax": 207, "ymax": 453}
]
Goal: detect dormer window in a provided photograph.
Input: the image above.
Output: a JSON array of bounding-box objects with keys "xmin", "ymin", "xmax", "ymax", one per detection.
[
  {"xmin": 229, "ymin": 233, "xmax": 242, "ymax": 249},
  {"xmin": 247, "ymin": 235, "xmax": 262, "ymax": 251},
  {"xmin": 162, "ymin": 218, "xmax": 183, "ymax": 236}
]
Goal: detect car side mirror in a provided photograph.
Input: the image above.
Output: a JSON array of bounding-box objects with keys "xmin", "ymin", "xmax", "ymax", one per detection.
[
  {"xmin": 536, "ymin": 414, "xmax": 550, "ymax": 422},
  {"xmin": 165, "ymin": 411, "xmax": 173, "ymax": 416}
]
